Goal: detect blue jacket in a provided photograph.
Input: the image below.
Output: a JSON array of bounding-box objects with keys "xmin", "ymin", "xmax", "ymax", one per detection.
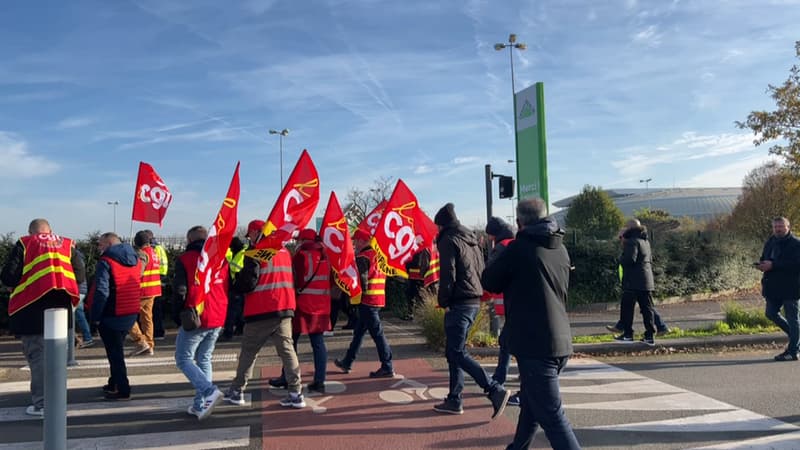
[{"xmin": 91, "ymin": 243, "xmax": 139, "ymax": 331}]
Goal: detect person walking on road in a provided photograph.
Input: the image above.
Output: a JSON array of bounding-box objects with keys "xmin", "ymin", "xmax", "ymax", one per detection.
[
  {"xmin": 482, "ymin": 198, "xmax": 581, "ymax": 450},
  {"xmin": 757, "ymin": 216, "xmax": 800, "ymax": 361},
  {"xmin": 432, "ymin": 203, "xmax": 510, "ymax": 419},
  {"xmin": 128, "ymin": 230, "xmax": 161, "ymax": 357},
  {"xmin": 173, "ymin": 226, "xmax": 226, "ymax": 420},
  {"xmin": 613, "ymin": 219, "xmax": 657, "ymax": 346},
  {"xmin": 1, "ymin": 218, "xmax": 84, "ymax": 416}
]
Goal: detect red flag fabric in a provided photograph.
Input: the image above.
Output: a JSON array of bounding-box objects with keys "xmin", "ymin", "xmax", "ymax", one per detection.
[
  {"xmin": 320, "ymin": 192, "xmax": 362, "ymax": 302},
  {"xmin": 191, "ymin": 162, "xmax": 240, "ymax": 312},
  {"xmin": 131, "ymin": 162, "xmax": 172, "ymax": 226},
  {"xmin": 356, "ymin": 200, "xmax": 387, "ymax": 238},
  {"xmin": 370, "ymin": 180, "xmax": 438, "ymax": 277},
  {"xmin": 248, "ymin": 149, "xmax": 320, "ymax": 261}
]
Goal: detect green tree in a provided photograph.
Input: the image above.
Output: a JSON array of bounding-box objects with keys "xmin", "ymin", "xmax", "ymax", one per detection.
[
  {"xmin": 737, "ymin": 41, "xmax": 800, "ymax": 168},
  {"xmin": 727, "ymin": 161, "xmax": 800, "ymax": 242},
  {"xmin": 565, "ymin": 185, "xmax": 624, "ymax": 240}
]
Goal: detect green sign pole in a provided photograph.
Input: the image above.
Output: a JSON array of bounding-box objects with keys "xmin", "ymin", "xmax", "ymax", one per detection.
[{"xmin": 514, "ymin": 82, "xmax": 548, "ymax": 211}]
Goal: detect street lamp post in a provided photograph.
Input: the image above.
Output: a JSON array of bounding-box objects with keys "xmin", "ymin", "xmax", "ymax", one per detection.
[
  {"xmin": 107, "ymin": 201, "xmax": 119, "ymax": 233},
  {"xmin": 640, "ymin": 178, "xmax": 653, "ymax": 209},
  {"xmin": 269, "ymin": 128, "xmax": 290, "ymax": 188},
  {"xmin": 495, "ymin": 34, "xmax": 527, "ymax": 105}
]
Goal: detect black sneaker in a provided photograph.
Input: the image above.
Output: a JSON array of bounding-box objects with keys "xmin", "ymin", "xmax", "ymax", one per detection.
[
  {"xmin": 640, "ymin": 336, "xmax": 655, "ymax": 346},
  {"xmin": 102, "ymin": 384, "xmax": 117, "ymax": 394},
  {"xmin": 307, "ymin": 381, "xmax": 326, "ymax": 394},
  {"xmin": 507, "ymin": 392, "xmax": 521, "ymax": 407},
  {"xmin": 268, "ymin": 378, "xmax": 288, "ymax": 389},
  {"xmin": 488, "ymin": 388, "xmax": 511, "ymax": 420},
  {"xmin": 774, "ymin": 351, "xmax": 799, "ymax": 362},
  {"xmin": 605, "ymin": 324, "xmax": 622, "ymax": 333},
  {"xmin": 656, "ymin": 328, "xmax": 671, "ymax": 336},
  {"xmin": 104, "ymin": 391, "xmax": 131, "ymax": 401},
  {"xmin": 433, "ymin": 400, "xmax": 463, "ymax": 415},
  {"xmin": 369, "ymin": 367, "xmax": 395, "ymax": 378},
  {"xmin": 614, "ymin": 334, "xmax": 633, "ymax": 342},
  {"xmin": 334, "ymin": 358, "xmax": 351, "ymax": 373}
]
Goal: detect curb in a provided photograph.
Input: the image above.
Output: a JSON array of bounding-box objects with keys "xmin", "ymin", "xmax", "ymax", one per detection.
[{"xmin": 468, "ymin": 332, "xmax": 788, "ymax": 357}]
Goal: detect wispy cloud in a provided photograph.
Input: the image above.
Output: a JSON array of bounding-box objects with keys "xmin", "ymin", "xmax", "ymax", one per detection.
[
  {"xmin": 0, "ymin": 132, "xmax": 60, "ymax": 178},
  {"xmin": 56, "ymin": 116, "xmax": 94, "ymax": 129},
  {"xmin": 631, "ymin": 25, "xmax": 662, "ymax": 47},
  {"xmin": 453, "ymin": 156, "xmax": 480, "ymax": 164},
  {"xmin": 680, "ymin": 154, "xmax": 776, "ymax": 187},
  {"xmin": 414, "ymin": 165, "xmax": 432, "ymax": 174}
]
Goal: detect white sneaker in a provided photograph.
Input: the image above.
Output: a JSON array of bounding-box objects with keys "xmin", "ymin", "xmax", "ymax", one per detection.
[
  {"xmin": 322, "ymin": 331, "xmax": 334, "ymax": 337},
  {"xmin": 279, "ymin": 393, "xmax": 306, "ymax": 408},
  {"xmin": 128, "ymin": 343, "xmax": 151, "ymax": 357},
  {"xmin": 196, "ymin": 389, "xmax": 224, "ymax": 421},
  {"xmin": 187, "ymin": 405, "xmax": 201, "ymax": 418},
  {"xmin": 25, "ymin": 405, "xmax": 44, "ymax": 417}
]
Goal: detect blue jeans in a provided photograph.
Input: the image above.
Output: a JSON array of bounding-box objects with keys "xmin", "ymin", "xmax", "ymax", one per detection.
[
  {"xmin": 278, "ymin": 332, "xmax": 327, "ymax": 384},
  {"xmin": 493, "ymin": 325, "xmax": 512, "ymax": 385},
  {"xmin": 765, "ymin": 298, "xmax": 800, "ymax": 354},
  {"xmin": 509, "ymin": 357, "xmax": 580, "ymax": 450},
  {"xmin": 98, "ymin": 324, "xmax": 130, "ymax": 396},
  {"xmin": 74, "ymin": 294, "xmax": 92, "ymax": 342},
  {"xmin": 175, "ymin": 327, "xmax": 222, "ymax": 410},
  {"xmin": 342, "ymin": 304, "xmax": 392, "ymax": 371},
  {"xmin": 444, "ymin": 304, "xmax": 499, "ymax": 404}
]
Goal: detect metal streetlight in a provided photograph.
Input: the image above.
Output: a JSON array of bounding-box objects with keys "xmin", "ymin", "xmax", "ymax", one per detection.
[
  {"xmin": 107, "ymin": 201, "xmax": 119, "ymax": 233},
  {"xmin": 269, "ymin": 128, "xmax": 290, "ymax": 188},
  {"xmin": 640, "ymin": 178, "xmax": 653, "ymax": 209},
  {"xmin": 494, "ymin": 34, "xmax": 527, "ymax": 102}
]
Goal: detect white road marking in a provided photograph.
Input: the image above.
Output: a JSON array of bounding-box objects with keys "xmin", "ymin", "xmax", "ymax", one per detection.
[
  {"xmin": 688, "ymin": 430, "xmax": 800, "ymax": 449},
  {"xmin": 566, "ymin": 391, "xmax": 735, "ymax": 411},
  {"xmin": 588, "ymin": 409, "xmax": 799, "ymax": 432},
  {"xmin": 560, "ymin": 378, "xmax": 685, "ymax": 394},
  {"xmin": 0, "ymin": 426, "xmax": 251, "ymax": 450},
  {"xmin": 19, "ymin": 353, "xmax": 239, "ymax": 371}
]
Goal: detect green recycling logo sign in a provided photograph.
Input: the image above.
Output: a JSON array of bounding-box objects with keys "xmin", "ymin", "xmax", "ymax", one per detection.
[{"xmin": 519, "ymin": 100, "xmax": 534, "ymax": 119}]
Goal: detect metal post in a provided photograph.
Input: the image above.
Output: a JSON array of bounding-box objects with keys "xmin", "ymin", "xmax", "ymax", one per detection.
[
  {"xmin": 485, "ymin": 164, "xmax": 493, "ymax": 225},
  {"xmin": 44, "ymin": 308, "xmax": 68, "ymax": 450},
  {"xmin": 66, "ymin": 307, "xmax": 77, "ymax": 367},
  {"xmin": 279, "ymin": 134, "xmax": 284, "ymax": 189}
]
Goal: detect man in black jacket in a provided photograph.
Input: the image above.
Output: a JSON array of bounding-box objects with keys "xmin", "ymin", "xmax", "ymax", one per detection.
[
  {"xmin": 758, "ymin": 216, "xmax": 800, "ymax": 361},
  {"xmin": 615, "ymin": 219, "xmax": 657, "ymax": 345},
  {"xmin": 432, "ymin": 203, "xmax": 509, "ymax": 420},
  {"xmin": 482, "ymin": 198, "xmax": 580, "ymax": 450}
]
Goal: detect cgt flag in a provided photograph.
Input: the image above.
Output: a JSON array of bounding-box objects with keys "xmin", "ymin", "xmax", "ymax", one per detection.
[
  {"xmin": 320, "ymin": 192, "xmax": 362, "ymax": 303},
  {"xmin": 248, "ymin": 149, "xmax": 320, "ymax": 262},
  {"xmin": 132, "ymin": 162, "xmax": 172, "ymax": 226},
  {"xmin": 191, "ymin": 162, "xmax": 240, "ymax": 313},
  {"xmin": 356, "ymin": 199, "xmax": 387, "ymax": 238},
  {"xmin": 370, "ymin": 179, "xmax": 438, "ymax": 277}
]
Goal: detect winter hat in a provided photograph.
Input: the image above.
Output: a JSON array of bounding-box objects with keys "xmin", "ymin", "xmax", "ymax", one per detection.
[
  {"xmin": 353, "ymin": 228, "xmax": 371, "ymax": 242},
  {"xmin": 297, "ymin": 228, "xmax": 318, "ymax": 241},
  {"xmin": 434, "ymin": 203, "xmax": 458, "ymax": 227},
  {"xmin": 229, "ymin": 236, "xmax": 246, "ymax": 253},
  {"xmin": 247, "ymin": 220, "xmax": 265, "ymax": 234},
  {"xmin": 485, "ymin": 216, "xmax": 513, "ymax": 238}
]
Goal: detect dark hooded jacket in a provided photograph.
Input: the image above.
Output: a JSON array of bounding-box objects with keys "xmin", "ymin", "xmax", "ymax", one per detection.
[
  {"xmin": 760, "ymin": 231, "xmax": 800, "ymax": 300},
  {"xmin": 619, "ymin": 226, "xmax": 654, "ymax": 291},
  {"xmin": 435, "ymin": 224, "xmax": 485, "ymax": 308},
  {"xmin": 481, "ymin": 218, "xmax": 573, "ymax": 358},
  {"xmin": 91, "ymin": 243, "xmax": 140, "ymax": 331}
]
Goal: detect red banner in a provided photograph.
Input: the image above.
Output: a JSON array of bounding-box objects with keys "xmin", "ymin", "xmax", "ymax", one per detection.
[
  {"xmin": 131, "ymin": 162, "xmax": 172, "ymax": 226},
  {"xmin": 192, "ymin": 162, "xmax": 240, "ymax": 311},
  {"xmin": 370, "ymin": 180, "xmax": 438, "ymax": 277},
  {"xmin": 320, "ymin": 192, "xmax": 362, "ymax": 302},
  {"xmin": 356, "ymin": 200, "xmax": 387, "ymax": 238},
  {"xmin": 248, "ymin": 149, "xmax": 320, "ymax": 261}
]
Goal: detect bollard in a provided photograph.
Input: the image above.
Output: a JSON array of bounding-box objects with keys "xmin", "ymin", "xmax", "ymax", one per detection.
[
  {"xmin": 66, "ymin": 307, "xmax": 78, "ymax": 367},
  {"xmin": 44, "ymin": 308, "xmax": 68, "ymax": 450},
  {"xmin": 488, "ymin": 302, "xmax": 500, "ymax": 337}
]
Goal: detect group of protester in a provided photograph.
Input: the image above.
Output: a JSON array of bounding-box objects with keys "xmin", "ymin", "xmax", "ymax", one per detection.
[{"xmin": 3, "ymin": 206, "xmax": 798, "ymax": 450}]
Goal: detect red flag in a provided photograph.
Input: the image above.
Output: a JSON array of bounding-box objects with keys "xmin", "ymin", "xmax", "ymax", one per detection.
[
  {"xmin": 356, "ymin": 200, "xmax": 387, "ymax": 238},
  {"xmin": 370, "ymin": 180, "xmax": 438, "ymax": 277},
  {"xmin": 320, "ymin": 192, "xmax": 362, "ymax": 302},
  {"xmin": 251, "ymin": 150, "xmax": 320, "ymax": 257},
  {"xmin": 131, "ymin": 162, "xmax": 172, "ymax": 226},
  {"xmin": 191, "ymin": 162, "xmax": 240, "ymax": 312}
]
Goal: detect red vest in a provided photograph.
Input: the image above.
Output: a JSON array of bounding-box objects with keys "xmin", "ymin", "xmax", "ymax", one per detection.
[
  {"xmin": 424, "ymin": 248, "xmax": 440, "ymax": 287},
  {"xmin": 9, "ymin": 234, "xmax": 79, "ymax": 316},
  {"xmin": 243, "ymin": 248, "xmax": 296, "ymax": 317},
  {"xmin": 481, "ymin": 238, "xmax": 513, "ymax": 316},
  {"xmin": 294, "ymin": 242, "xmax": 331, "ymax": 316},
  {"xmin": 178, "ymin": 250, "xmax": 228, "ymax": 328},
  {"xmin": 359, "ymin": 247, "xmax": 386, "ymax": 308},
  {"xmin": 103, "ymin": 256, "xmax": 142, "ymax": 317},
  {"xmin": 139, "ymin": 246, "xmax": 162, "ymax": 298}
]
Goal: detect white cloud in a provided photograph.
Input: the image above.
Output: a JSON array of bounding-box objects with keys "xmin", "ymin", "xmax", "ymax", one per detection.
[
  {"xmin": 631, "ymin": 25, "xmax": 662, "ymax": 47},
  {"xmin": 56, "ymin": 116, "xmax": 94, "ymax": 129},
  {"xmin": 680, "ymin": 154, "xmax": 776, "ymax": 187},
  {"xmin": 414, "ymin": 165, "xmax": 432, "ymax": 174},
  {"xmin": 241, "ymin": 0, "xmax": 278, "ymax": 14},
  {"xmin": 0, "ymin": 132, "xmax": 60, "ymax": 178},
  {"xmin": 453, "ymin": 156, "xmax": 479, "ymax": 164}
]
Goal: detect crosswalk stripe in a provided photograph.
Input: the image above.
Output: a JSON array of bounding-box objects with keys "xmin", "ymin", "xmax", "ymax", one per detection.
[
  {"xmin": 560, "ymin": 378, "xmax": 685, "ymax": 394},
  {"xmin": 588, "ymin": 409, "xmax": 799, "ymax": 432},
  {"xmin": 20, "ymin": 353, "xmax": 239, "ymax": 371},
  {"xmin": 688, "ymin": 430, "xmax": 800, "ymax": 449},
  {"xmin": 0, "ymin": 393, "xmax": 253, "ymax": 422},
  {"xmin": 0, "ymin": 426, "xmax": 251, "ymax": 450},
  {"xmin": 0, "ymin": 370, "xmax": 238, "ymax": 395},
  {"xmin": 566, "ymin": 391, "xmax": 736, "ymax": 411}
]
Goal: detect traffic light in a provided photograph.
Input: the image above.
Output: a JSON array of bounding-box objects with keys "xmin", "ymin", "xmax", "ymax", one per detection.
[{"xmin": 498, "ymin": 175, "xmax": 514, "ymax": 199}]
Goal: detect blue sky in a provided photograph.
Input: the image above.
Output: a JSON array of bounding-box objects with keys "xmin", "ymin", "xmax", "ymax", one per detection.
[{"xmin": 1, "ymin": 0, "xmax": 798, "ymax": 239}]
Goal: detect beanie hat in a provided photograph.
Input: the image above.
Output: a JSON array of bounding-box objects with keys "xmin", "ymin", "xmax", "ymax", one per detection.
[
  {"xmin": 247, "ymin": 220, "xmax": 265, "ymax": 234},
  {"xmin": 229, "ymin": 236, "xmax": 246, "ymax": 253},
  {"xmin": 353, "ymin": 228, "xmax": 371, "ymax": 241},
  {"xmin": 434, "ymin": 203, "xmax": 458, "ymax": 227},
  {"xmin": 297, "ymin": 228, "xmax": 318, "ymax": 241},
  {"xmin": 485, "ymin": 216, "xmax": 513, "ymax": 239}
]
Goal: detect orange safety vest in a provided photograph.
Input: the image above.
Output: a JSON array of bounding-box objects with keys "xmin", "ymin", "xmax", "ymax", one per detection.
[
  {"xmin": 178, "ymin": 250, "xmax": 229, "ymax": 328},
  {"xmin": 295, "ymin": 243, "xmax": 331, "ymax": 316},
  {"xmin": 423, "ymin": 248, "xmax": 440, "ymax": 287},
  {"xmin": 140, "ymin": 246, "xmax": 162, "ymax": 298},
  {"xmin": 104, "ymin": 256, "xmax": 143, "ymax": 317},
  {"xmin": 359, "ymin": 247, "xmax": 386, "ymax": 308},
  {"xmin": 243, "ymin": 248, "xmax": 296, "ymax": 317},
  {"xmin": 9, "ymin": 234, "xmax": 79, "ymax": 316}
]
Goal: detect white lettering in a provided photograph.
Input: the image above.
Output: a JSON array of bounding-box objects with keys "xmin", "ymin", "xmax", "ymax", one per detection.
[
  {"xmin": 323, "ymin": 228, "xmax": 344, "ymax": 253},
  {"xmin": 383, "ymin": 211, "xmax": 417, "ymax": 261},
  {"xmin": 139, "ymin": 183, "xmax": 173, "ymax": 210},
  {"xmin": 283, "ymin": 189, "xmax": 304, "ymax": 222}
]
